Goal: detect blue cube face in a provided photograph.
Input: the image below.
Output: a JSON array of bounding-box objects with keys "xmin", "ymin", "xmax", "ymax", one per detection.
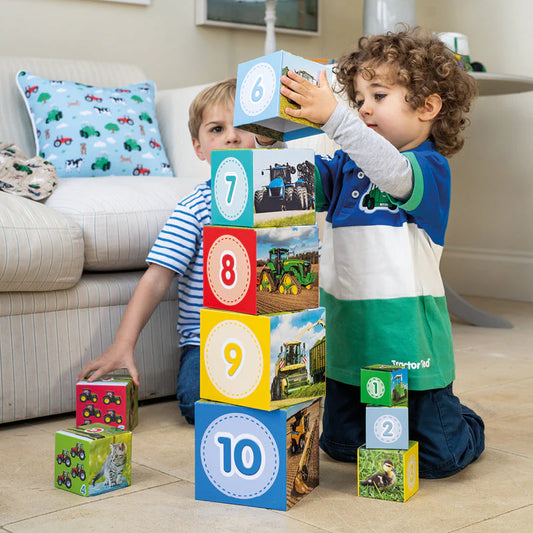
[
  {"xmin": 365, "ymin": 406, "xmax": 409, "ymax": 450},
  {"xmin": 195, "ymin": 401, "xmax": 287, "ymax": 510}
]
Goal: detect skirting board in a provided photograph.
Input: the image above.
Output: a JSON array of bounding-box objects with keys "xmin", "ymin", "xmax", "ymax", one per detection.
[{"xmin": 440, "ymin": 246, "xmax": 533, "ymax": 302}]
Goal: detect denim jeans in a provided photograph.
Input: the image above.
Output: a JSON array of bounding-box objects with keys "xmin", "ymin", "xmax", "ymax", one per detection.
[
  {"xmin": 319, "ymin": 378, "xmax": 485, "ymax": 479},
  {"xmin": 176, "ymin": 344, "xmax": 200, "ymax": 425}
]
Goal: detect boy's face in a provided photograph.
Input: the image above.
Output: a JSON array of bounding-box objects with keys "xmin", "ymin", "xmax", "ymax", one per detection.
[
  {"xmin": 192, "ymin": 100, "xmax": 256, "ymax": 164},
  {"xmin": 353, "ymin": 65, "xmax": 432, "ymax": 152}
]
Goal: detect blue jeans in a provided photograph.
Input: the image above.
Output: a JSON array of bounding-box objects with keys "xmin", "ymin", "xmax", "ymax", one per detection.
[
  {"xmin": 319, "ymin": 378, "xmax": 485, "ymax": 479},
  {"xmin": 176, "ymin": 344, "xmax": 200, "ymax": 425}
]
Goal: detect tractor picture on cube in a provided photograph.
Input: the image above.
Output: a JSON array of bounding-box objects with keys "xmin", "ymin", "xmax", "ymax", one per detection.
[
  {"xmin": 254, "ymin": 160, "xmax": 314, "ymax": 213},
  {"xmin": 271, "ymin": 319, "xmax": 325, "ymax": 401},
  {"xmin": 56, "ymin": 449, "xmax": 71, "ymax": 467},
  {"xmin": 57, "ymin": 471, "xmax": 72, "ymax": 489},
  {"xmin": 102, "ymin": 391, "xmax": 122, "ymax": 406},
  {"xmin": 258, "ymin": 248, "xmax": 316, "ymax": 295},
  {"xmin": 392, "ymin": 374, "xmax": 408, "ymax": 402},
  {"xmin": 71, "ymin": 463, "xmax": 86, "ymax": 481},
  {"xmin": 103, "ymin": 410, "xmax": 123, "ymax": 425},
  {"xmin": 290, "ymin": 411, "xmax": 309, "ymax": 455},
  {"xmin": 79, "ymin": 388, "xmax": 98, "ymax": 403},
  {"xmin": 70, "ymin": 443, "xmax": 86, "ymax": 461},
  {"xmin": 82, "ymin": 404, "xmax": 101, "ymax": 419}
]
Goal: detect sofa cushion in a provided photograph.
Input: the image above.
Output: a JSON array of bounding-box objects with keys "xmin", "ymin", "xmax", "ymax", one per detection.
[
  {"xmin": 0, "ymin": 192, "xmax": 83, "ymax": 292},
  {"xmin": 44, "ymin": 176, "xmax": 207, "ymax": 272},
  {"xmin": 16, "ymin": 71, "xmax": 173, "ymax": 178}
]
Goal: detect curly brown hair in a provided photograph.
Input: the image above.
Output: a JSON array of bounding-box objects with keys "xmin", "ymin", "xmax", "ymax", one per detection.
[{"xmin": 334, "ymin": 28, "xmax": 478, "ymax": 156}]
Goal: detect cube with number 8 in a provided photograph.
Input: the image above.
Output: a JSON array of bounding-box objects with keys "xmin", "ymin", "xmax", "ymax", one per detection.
[
  {"xmin": 195, "ymin": 398, "xmax": 321, "ymax": 510},
  {"xmin": 234, "ymin": 50, "xmax": 333, "ymax": 141},
  {"xmin": 211, "ymin": 148, "xmax": 316, "ymax": 228},
  {"xmin": 200, "ymin": 306, "xmax": 326, "ymax": 411},
  {"xmin": 203, "ymin": 224, "xmax": 319, "ymax": 315}
]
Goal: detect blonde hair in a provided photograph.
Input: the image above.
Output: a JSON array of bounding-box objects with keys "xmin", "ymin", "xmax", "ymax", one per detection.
[
  {"xmin": 188, "ymin": 78, "xmax": 237, "ymax": 140},
  {"xmin": 335, "ymin": 27, "xmax": 478, "ymax": 156}
]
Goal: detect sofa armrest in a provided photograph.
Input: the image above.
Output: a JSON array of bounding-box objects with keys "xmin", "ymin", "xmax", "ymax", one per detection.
[{"xmin": 0, "ymin": 193, "xmax": 84, "ymax": 291}]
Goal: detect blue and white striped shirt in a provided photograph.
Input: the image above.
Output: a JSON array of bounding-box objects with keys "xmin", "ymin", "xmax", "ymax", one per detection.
[{"xmin": 146, "ymin": 180, "xmax": 211, "ymax": 346}]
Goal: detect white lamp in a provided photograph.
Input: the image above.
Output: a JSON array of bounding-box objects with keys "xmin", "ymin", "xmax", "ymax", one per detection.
[
  {"xmin": 264, "ymin": 0, "xmax": 277, "ymax": 54},
  {"xmin": 363, "ymin": 0, "xmax": 416, "ymax": 36}
]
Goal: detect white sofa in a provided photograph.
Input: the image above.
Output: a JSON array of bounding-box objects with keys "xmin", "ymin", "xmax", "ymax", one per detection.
[{"xmin": 0, "ymin": 57, "xmax": 338, "ymax": 425}]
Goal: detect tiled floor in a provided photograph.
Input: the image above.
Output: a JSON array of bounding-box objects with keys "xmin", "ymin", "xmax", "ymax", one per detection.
[{"xmin": 1, "ymin": 296, "xmax": 532, "ymax": 532}]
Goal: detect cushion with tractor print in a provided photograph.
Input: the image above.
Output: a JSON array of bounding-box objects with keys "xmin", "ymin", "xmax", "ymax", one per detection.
[{"xmin": 16, "ymin": 71, "xmax": 173, "ymax": 178}]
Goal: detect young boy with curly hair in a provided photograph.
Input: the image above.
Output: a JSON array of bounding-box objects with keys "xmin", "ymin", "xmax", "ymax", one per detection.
[
  {"xmin": 278, "ymin": 28, "xmax": 485, "ymax": 478},
  {"xmin": 78, "ymin": 78, "xmax": 256, "ymax": 424}
]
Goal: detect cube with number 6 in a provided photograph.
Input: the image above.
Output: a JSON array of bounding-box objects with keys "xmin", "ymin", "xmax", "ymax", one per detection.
[
  {"xmin": 203, "ymin": 224, "xmax": 319, "ymax": 315},
  {"xmin": 211, "ymin": 148, "xmax": 315, "ymax": 228},
  {"xmin": 200, "ymin": 306, "xmax": 326, "ymax": 411}
]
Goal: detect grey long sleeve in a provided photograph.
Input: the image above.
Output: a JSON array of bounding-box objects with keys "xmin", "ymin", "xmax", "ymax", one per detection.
[{"xmin": 322, "ymin": 104, "xmax": 414, "ymax": 201}]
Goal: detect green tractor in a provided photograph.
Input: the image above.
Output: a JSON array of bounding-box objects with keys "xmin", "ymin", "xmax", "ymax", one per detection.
[
  {"xmin": 362, "ymin": 183, "xmax": 397, "ymax": 210},
  {"xmin": 271, "ymin": 340, "xmax": 310, "ymax": 401},
  {"xmin": 258, "ymin": 247, "xmax": 316, "ymax": 295},
  {"xmin": 392, "ymin": 374, "xmax": 408, "ymax": 402}
]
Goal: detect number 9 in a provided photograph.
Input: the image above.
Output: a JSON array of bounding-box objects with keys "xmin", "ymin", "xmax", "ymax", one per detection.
[{"xmin": 223, "ymin": 339, "xmax": 244, "ymax": 378}]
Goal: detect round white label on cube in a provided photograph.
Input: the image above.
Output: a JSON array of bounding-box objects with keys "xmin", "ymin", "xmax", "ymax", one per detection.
[
  {"xmin": 200, "ymin": 413, "xmax": 279, "ymax": 499},
  {"xmin": 204, "ymin": 320, "xmax": 263, "ymax": 399},
  {"xmin": 374, "ymin": 414, "xmax": 402, "ymax": 444},
  {"xmin": 214, "ymin": 157, "xmax": 248, "ymax": 221},
  {"xmin": 206, "ymin": 235, "xmax": 251, "ymax": 306},
  {"xmin": 239, "ymin": 62, "xmax": 276, "ymax": 117},
  {"xmin": 367, "ymin": 377, "xmax": 385, "ymax": 399},
  {"xmin": 407, "ymin": 454, "xmax": 417, "ymax": 491}
]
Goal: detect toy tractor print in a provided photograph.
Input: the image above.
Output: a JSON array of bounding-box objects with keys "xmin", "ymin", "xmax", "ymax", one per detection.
[
  {"xmin": 79, "ymin": 388, "xmax": 98, "ymax": 403},
  {"xmin": 362, "ymin": 183, "xmax": 397, "ymax": 210},
  {"xmin": 71, "ymin": 463, "xmax": 86, "ymax": 481},
  {"xmin": 103, "ymin": 410, "xmax": 123, "ymax": 425},
  {"xmin": 102, "ymin": 391, "xmax": 122, "ymax": 405},
  {"xmin": 254, "ymin": 162, "xmax": 312, "ymax": 213},
  {"xmin": 57, "ymin": 449, "xmax": 71, "ymax": 467},
  {"xmin": 392, "ymin": 375, "xmax": 408, "ymax": 402},
  {"xmin": 57, "ymin": 471, "xmax": 72, "ymax": 489},
  {"xmin": 91, "ymin": 156, "xmax": 111, "ymax": 171},
  {"xmin": 258, "ymin": 248, "xmax": 316, "ymax": 295},
  {"xmin": 290, "ymin": 411, "xmax": 309, "ymax": 455},
  {"xmin": 70, "ymin": 443, "xmax": 86, "ymax": 461},
  {"xmin": 82, "ymin": 404, "xmax": 101, "ymax": 419}
]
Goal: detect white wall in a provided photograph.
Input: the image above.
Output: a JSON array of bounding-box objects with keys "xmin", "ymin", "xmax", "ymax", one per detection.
[{"xmin": 1, "ymin": 0, "xmax": 532, "ymax": 301}]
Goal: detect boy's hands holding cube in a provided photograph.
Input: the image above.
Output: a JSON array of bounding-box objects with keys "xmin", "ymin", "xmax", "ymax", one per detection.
[{"xmin": 281, "ymin": 69, "xmax": 338, "ymax": 125}]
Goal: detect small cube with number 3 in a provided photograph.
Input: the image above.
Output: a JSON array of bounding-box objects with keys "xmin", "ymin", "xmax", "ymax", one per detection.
[{"xmin": 211, "ymin": 148, "xmax": 315, "ymax": 228}]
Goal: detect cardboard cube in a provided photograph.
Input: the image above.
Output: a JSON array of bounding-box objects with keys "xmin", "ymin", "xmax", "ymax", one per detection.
[
  {"xmin": 200, "ymin": 306, "xmax": 326, "ymax": 410},
  {"xmin": 357, "ymin": 441, "xmax": 419, "ymax": 502},
  {"xmin": 76, "ymin": 375, "xmax": 138, "ymax": 430},
  {"xmin": 360, "ymin": 364, "xmax": 408, "ymax": 407},
  {"xmin": 203, "ymin": 224, "xmax": 319, "ymax": 315},
  {"xmin": 211, "ymin": 148, "xmax": 315, "ymax": 228},
  {"xmin": 55, "ymin": 423, "xmax": 132, "ymax": 496},
  {"xmin": 195, "ymin": 398, "xmax": 320, "ymax": 510},
  {"xmin": 365, "ymin": 406, "xmax": 409, "ymax": 450},
  {"xmin": 234, "ymin": 50, "xmax": 333, "ymax": 141}
]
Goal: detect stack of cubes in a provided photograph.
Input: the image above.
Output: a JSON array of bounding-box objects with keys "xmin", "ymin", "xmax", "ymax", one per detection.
[
  {"xmin": 195, "ymin": 51, "xmax": 332, "ymax": 511},
  {"xmin": 357, "ymin": 364, "xmax": 419, "ymax": 502},
  {"xmin": 54, "ymin": 375, "xmax": 137, "ymax": 496}
]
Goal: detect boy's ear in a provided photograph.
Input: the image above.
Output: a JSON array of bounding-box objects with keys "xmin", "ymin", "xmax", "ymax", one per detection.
[
  {"xmin": 419, "ymin": 94, "xmax": 442, "ymax": 121},
  {"xmin": 192, "ymin": 137, "xmax": 207, "ymax": 161}
]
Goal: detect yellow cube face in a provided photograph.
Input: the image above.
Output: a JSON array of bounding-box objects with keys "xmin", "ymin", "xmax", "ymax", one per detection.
[
  {"xmin": 200, "ymin": 307, "xmax": 326, "ymax": 411},
  {"xmin": 402, "ymin": 441, "xmax": 419, "ymax": 501},
  {"xmin": 200, "ymin": 308, "xmax": 272, "ymax": 410}
]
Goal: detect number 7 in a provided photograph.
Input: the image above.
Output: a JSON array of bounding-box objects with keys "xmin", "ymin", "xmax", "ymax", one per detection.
[{"xmin": 224, "ymin": 173, "xmax": 237, "ymax": 205}]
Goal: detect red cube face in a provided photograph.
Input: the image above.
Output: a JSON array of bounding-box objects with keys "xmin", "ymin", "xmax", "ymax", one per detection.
[
  {"xmin": 76, "ymin": 376, "xmax": 137, "ymax": 430},
  {"xmin": 203, "ymin": 225, "xmax": 319, "ymax": 315}
]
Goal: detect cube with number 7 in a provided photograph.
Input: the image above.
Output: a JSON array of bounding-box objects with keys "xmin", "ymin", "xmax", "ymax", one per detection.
[
  {"xmin": 203, "ymin": 224, "xmax": 319, "ymax": 315},
  {"xmin": 200, "ymin": 306, "xmax": 326, "ymax": 411},
  {"xmin": 211, "ymin": 148, "xmax": 315, "ymax": 228}
]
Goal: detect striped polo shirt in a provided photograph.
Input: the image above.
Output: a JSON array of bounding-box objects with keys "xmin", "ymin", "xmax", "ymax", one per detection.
[{"xmin": 146, "ymin": 180, "xmax": 211, "ymax": 346}]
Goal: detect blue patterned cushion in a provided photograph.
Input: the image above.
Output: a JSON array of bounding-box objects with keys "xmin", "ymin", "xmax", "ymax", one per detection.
[{"xmin": 16, "ymin": 71, "xmax": 173, "ymax": 178}]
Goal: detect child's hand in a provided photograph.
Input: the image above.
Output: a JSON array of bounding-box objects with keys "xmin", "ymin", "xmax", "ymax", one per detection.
[
  {"xmin": 77, "ymin": 344, "xmax": 140, "ymax": 387},
  {"xmin": 281, "ymin": 69, "xmax": 337, "ymax": 125}
]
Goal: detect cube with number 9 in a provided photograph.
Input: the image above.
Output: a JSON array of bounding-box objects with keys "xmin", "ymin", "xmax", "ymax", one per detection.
[
  {"xmin": 357, "ymin": 441, "xmax": 419, "ymax": 502},
  {"xmin": 211, "ymin": 148, "xmax": 315, "ymax": 228},
  {"xmin": 203, "ymin": 224, "xmax": 319, "ymax": 315},
  {"xmin": 195, "ymin": 398, "xmax": 321, "ymax": 510},
  {"xmin": 200, "ymin": 306, "xmax": 326, "ymax": 411},
  {"xmin": 234, "ymin": 50, "xmax": 333, "ymax": 141}
]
